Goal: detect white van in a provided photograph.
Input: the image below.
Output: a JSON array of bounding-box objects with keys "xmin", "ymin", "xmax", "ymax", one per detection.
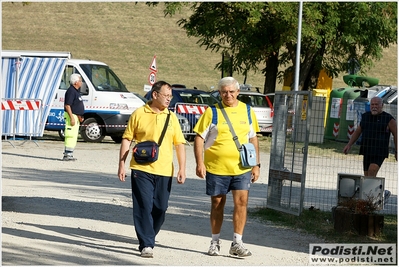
[
  {"xmin": 47, "ymin": 58, "xmax": 145, "ymax": 143},
  {"xmin": 2, "ymin": 50, "xmax": 145, "ymax": 143}
]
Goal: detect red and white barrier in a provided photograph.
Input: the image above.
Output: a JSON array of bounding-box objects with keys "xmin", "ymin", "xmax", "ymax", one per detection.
[
  {"xmin": 176, "ymin": 103, "xmax": 208, "ymax": 114},
  {"xmin": 1, "ymin": 99, "xmax": 41, "ymax": 110},
  {"xmin": 2, "ymin": 98, "xmax": 43, "ymax": 147},
  {"xmin": 347, "ymin": 125, "xmax": 355, "ymax": 139},
  {"xmin": 333, "ymin": 122, "xmax": 339, "ymax": 137}
]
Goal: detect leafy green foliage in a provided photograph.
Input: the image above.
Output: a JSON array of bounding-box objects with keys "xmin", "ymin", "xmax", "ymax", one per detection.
[
  {"xmin": 160, "ymin": 2, "xmax": 397, "ymax": 92},
  {"xmin": 2, "ymin": 2, "xmax": 396, "ymax": 92}
]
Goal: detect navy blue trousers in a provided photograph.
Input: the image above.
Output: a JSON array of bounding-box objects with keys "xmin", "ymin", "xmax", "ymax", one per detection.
[{"xmin": 130, "ymin": 169, "xmax": 172, "ymax": 251}]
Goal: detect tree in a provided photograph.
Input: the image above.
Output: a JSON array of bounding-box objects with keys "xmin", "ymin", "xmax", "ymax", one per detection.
[
  {"xmin": 288, "ymin": 2, "xmax": 397, "ymax": 90},
  {"xmin": 154, "ymin": 2, "xmax": 397, "ymax": 93}
]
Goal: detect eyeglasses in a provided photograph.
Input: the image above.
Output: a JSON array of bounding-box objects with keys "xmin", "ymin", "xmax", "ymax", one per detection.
[
  {"xmin": 220, "ymin": 90, "xmax": 238, "ymax": 95},
  {"xmin": 157, "ymin": 92, "xmax": 173, "ymax": 99}
]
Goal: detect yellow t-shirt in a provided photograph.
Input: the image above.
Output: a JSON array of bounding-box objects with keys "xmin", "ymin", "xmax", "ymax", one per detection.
[
  {"xmin": 122, "ymin": 103, "xmax": 186, "ymax": 176},
  {"xmin": 193, "ymin": 101, "xmax": 260, "ymax": 175}
]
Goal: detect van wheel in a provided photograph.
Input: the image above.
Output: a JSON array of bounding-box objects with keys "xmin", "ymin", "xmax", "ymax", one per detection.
[
  {"xmin": 58, "ymin": 129, "xmax": 65, "ymax": 140},
  {"xmin": 111, "ymin": 135, "xmax": 123, "ymax": 143},
  {"xmin": 80, "ymin": 118, "xmax": 105, "ymax": 142}
]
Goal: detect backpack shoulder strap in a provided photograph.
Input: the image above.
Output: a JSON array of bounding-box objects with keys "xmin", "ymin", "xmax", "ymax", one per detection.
[
  {"xmin": 246, "ymin": 103, "xmax": 252, "ymax": 124},
  {"xmin": 211, "ymin": 105, "xmax": 218, "ymax": 125},
  {"xmin": 212, "ymin": 103, "xmax": 251, "ymax": 125}
]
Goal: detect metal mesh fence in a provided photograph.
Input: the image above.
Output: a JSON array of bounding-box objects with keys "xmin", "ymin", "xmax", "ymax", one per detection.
[
  {"xmin": 171, "ymin": 93, "xmax": 397, "ymax": 215},
  {"xmin": 267, "ymin": 92, "xmax": 309, "ymax": 215},
  {"xmin": 298, "ymin": 95, "xmax": 397, "ymax": 215}
]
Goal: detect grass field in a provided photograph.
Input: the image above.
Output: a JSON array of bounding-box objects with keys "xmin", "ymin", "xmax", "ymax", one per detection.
[{"xmin": 2, "ymin": 2, "xmax": 397, "ymax": 95}]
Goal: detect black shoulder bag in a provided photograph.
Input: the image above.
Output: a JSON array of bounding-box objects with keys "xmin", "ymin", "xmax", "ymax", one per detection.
[{"xmin": 133, "ymin": 111, "xmax": 170, "ymax": 164}]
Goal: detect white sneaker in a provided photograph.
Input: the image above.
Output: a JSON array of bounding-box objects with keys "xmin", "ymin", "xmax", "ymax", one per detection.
[
  {"xmin": 208, "ymin": 240, "xmax": 221, "ymax": 256},
  {"xmin": 229, "ymin": 240, "xmax": 252, "ymax": 257},
  {"xmin": 140, "ymin": 247, "xmax": 153, "ymax": 258}
]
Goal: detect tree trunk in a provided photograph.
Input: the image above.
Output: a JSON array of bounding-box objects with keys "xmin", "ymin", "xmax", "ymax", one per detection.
[
  {"xmin": 262, "ymin": 51, "xmax": 279, "ymax": 94},
  {"xmin": 303, "ymin": 62, "xmax": 320, "ymax": 90},
  {"xmin": 303, "ymin": 40, "xmax": 326, "ymax": 90}
]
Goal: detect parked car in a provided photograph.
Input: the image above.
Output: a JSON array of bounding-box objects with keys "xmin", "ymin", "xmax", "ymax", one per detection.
[
  {"xmin": 210, "ymin": 88, "xmax": 274, "ymax": 134},
  {"xmin": 144, "ymin": 88, "xmax": 219, "ymax": 140},
  {"xmin": 171, "ymin": 84, "xmax": 186, "ymax": 88},
  {"xmin": 134, "ymin": 92, "xmax": 191, "ymax": 138},
  {"xmin": 132, "ymin": 92, "xmax": 149, "ymax": 104}
]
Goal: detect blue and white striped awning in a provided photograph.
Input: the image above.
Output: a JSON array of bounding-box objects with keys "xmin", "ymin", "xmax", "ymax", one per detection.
[{"xmin": 2, "ymin": 56, "xmax": 67, "ymax": 136}]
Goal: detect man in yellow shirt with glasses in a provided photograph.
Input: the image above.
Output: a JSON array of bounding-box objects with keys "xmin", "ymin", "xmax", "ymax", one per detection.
[
  {"xmin": 118, "ymin": 81, "xmax": 186, "ymax": 258},
  {"xmin": 193, "ymin": 77, "xmax": 260, "ymax": 257}
]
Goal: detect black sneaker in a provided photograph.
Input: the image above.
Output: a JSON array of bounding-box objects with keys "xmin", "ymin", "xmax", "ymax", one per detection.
[{"xmin": 62, "ymin": 155, "xmax": 77, "ymax": 161}]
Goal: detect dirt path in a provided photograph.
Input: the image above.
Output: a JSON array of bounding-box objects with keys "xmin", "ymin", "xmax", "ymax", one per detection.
[{"xmin": 2, "ymin": 136, "xmax": 324, "ymax": 265}]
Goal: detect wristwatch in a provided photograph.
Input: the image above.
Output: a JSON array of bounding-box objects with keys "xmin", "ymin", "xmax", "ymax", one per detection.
[{"xmin": 256, "ymin": 163, "xmax": 261, "ymax": 168}]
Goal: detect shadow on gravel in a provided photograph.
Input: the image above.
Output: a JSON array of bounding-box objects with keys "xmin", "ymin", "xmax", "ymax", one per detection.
[
  {"xmin": 2, "ymin": 151, "xmax": 65, "ymax": 161},
  {"xmin": 1, "ymin": 222, "xmax": 210, "ymax": 265},
  {"xmin": 2, "ymin": 164, "xmax": 320, "ymax": 257},
  {"xmin": 2, "ymin": 224, "xmax": 139, "ymax": 265}
]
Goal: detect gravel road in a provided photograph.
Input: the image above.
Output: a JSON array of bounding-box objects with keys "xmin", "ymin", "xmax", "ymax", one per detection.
[{"xmin": 2, "ymin": 134, "xmax": 324, "ymax": 265}]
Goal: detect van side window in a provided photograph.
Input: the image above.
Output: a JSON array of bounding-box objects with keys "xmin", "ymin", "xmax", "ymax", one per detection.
[
  {"xmin": 80, "ymin": 64, "xmax": 129, "ymax": 92},
  {"xmin": 59, "ymin": 66, "xmax": 85, "ymax": 90},
  {"xmin": 59, "ymin": 66, "xmax": 72, "ymax": 90},
  {"xmin": 60, "ymin": 80, "xmax": 67, "ymax": 89}
]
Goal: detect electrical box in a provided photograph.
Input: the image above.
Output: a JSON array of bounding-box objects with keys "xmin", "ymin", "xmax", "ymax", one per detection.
[{"xmin": 337, "ymin": 173, "xmax": 385, "ymax": 210}]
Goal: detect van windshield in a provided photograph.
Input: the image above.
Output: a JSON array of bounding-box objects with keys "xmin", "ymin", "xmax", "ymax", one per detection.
[{"xmin": 80, "ymin": 64, "xmax": 129, "ymax": 92}]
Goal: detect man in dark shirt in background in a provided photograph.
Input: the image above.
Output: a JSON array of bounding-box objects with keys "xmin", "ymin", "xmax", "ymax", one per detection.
[
  {"xmin": 343, "ymin": 96, "xmax": 397, "ymax": 202},
  {"xmin": 63, "ymin": 73, "xmax": 85, "ymax": 161}
]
